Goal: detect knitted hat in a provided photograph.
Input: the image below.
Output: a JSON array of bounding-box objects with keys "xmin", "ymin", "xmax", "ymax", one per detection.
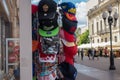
[
  {"xmin": 38, "ymin": 0, "xmax": 57, "ymax": 19},
  {"xmin": 60, "ymin": 2, "xmax": 77, "ymax": 21}
]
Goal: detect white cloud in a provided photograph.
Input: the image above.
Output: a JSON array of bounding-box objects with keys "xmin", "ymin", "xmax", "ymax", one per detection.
[
  {"xmin": 76, "ymin": 2, "xmax": 87, "ymax": 27},
  {"xmin": 31, "ymin": 0, "xmax": 88, "ymax": 27},
  {"xmin": 31, "ymin": 0, "xmax": 40, "ymax": 5}
]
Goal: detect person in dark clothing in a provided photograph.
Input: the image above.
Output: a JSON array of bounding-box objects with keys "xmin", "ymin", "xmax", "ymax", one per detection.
[
  {"xmin": 92, "ymin": 48, "xmax": 95, "ymax": 60},
  {"xmin": 92, "ymin": 48, "xmax": 99, "ymax": 60},
  {"xmin": 81, "ymin": 48, "xmax": 84, "ymax": 60},
  {"xmin": 88, "ymin": 49, "xmax": 92, "ymax": 60},
  {"xmin": 78, "ymin": 48, "xmax": 80, "ymax": 57},
  {"xmin": 99, "ymin": 48, "xmax": 103, "ymax": 57}
]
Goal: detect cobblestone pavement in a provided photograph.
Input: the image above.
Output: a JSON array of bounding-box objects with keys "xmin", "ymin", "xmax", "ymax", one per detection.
[
  {"xmin": 1, "ymin": 56, "xmax": 120, "ymax": 80},
  {"xmin": 0, "ymin": 70, "xmax": 4, "ymax": 80},
  {"xmin": 75, "ymin": 56, "xmax": 120, "ymax": 80}
]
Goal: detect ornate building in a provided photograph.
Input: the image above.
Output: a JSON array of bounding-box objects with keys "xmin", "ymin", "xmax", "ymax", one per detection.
[{"xmin": 87, "ymin": 0, "xmax": 120, "ymax": 45}]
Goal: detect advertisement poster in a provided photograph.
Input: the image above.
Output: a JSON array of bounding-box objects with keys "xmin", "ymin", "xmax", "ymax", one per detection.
[{"xmin": 6, "ymin": 38, "xmax": 20, "ymax": 80}]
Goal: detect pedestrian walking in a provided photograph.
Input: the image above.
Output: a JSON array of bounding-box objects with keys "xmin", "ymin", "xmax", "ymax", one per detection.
[
  {"xmin": 78, "ymin": 48, "xmax": 80, "ymax": 57},
  {"xmin": 88, "ymin": 49, "xmax": 92, "ymax": 60},
  {"xmin": 81, "ymin": 48, "xmax": 84, "ymax": 60},
  {"xmin": 104, "ymin": 47, "xmax": 108, "ymax": 57},
  {"xmin": 93, "ymin": 48, "xmax": 99, "ymax": 60},
  {"xmin": 92, "ymin": 48, "xmax": 95, "ymax": 60},
  {"xmin": 99, "ymin": 48, "xmax": 103, "ymax": 57}
]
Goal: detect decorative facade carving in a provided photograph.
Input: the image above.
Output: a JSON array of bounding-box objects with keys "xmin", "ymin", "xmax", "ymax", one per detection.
[{"xmin": 87, "ymin": 0, "xmax": 120, "ymax": 43}]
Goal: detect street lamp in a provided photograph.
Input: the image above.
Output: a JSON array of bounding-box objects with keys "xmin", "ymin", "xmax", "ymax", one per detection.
[{"xmin": 102, "ymin": 5, "xmax": 119, "ymax": 70}]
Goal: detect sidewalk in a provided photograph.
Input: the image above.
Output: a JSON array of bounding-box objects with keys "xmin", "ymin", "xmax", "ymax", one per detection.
[
  {"xmin": 75, "ymin": 56, "xmax": 120, "ymax": 80},
  {"xmin": 0, "ymin": 70, "xmax": 3, "ymax": 80},
  {"xmin": 0, "ymin": 56, "xmax": 120, "ymax": 80}
]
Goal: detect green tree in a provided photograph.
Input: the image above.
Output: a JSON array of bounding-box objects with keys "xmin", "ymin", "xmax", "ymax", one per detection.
[{"xmin": 77, "ymin": 30, "xmax": 89, "ymax": 46}]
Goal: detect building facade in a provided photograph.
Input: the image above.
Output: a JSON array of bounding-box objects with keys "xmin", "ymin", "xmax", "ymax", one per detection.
[
  {"xmin": 87, "ymin": 0, "xmax": 120, "ymax": 44},
  {"xmin": 0, "ymin": 0, "xmax": 19, "ymax": 72}
]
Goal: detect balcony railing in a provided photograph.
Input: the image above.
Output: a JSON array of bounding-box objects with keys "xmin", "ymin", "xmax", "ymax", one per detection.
[{"xmin": 97, "ymin": 28, "xmax": 110, "ymax": 35}]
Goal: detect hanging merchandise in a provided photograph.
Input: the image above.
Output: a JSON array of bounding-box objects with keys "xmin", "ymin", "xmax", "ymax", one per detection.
[
  {"xmin": 58, "ymin": 2, "xmax": 78, "ymax": 80},
  {"xmin": 38, "ymin": 0, "xmax": 60, "ymax": 55},
  {"xmin": 37, "ymin": 0, "xmax": 60, "ymax": 79},
  {"xmin": 32, "ymin": 0, "xmax": 78, "ymax": 80}
]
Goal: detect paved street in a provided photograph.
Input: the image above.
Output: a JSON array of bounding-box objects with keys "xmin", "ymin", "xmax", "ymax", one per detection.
[
  {"xmin": 75, "ymin": 56, "xmax": 120, "ymax": 80},
  {"xmin": 0, "ymin": 56, "xmax": 120, "ymax": 80},
  {"xmin": 0, "ymin": 70, "xmax": 3, "ymax": 80}
]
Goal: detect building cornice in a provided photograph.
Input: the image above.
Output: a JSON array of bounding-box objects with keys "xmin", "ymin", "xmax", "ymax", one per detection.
[{"xmin": 87, "ymin": 0, "xmax": 118, "ymax": 18}]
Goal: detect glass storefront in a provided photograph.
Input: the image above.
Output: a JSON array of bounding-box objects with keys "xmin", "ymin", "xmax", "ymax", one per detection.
[
  {"xmin": 6, "ymin": 38, "xmax": 20, "ymax": 80},
  {"xmin": 0, "ymin": 0, "xmax": 20, "ymax": 80}
]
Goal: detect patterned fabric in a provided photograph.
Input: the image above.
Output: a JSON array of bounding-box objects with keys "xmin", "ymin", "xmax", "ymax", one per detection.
[
  {"xmin": 38, "ymin": 71, "xmax": 56, "ymax": 80},
  {"xmin": 39, "ymin": 53, "xmax": 56, "ymax": 62},
  {"xmin": 40, "ymin": 35, "xmax": 60, "ymax": 54},
  {"xmin": 37, "ymin": 62, "xmax": 57, "ymax": 80},
  {"xmin": 39, "ymin": 62, "xmax": 56, "ymax": 76}
]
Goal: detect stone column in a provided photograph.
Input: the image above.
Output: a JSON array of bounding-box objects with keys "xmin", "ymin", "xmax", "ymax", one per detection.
[{"xmin": 20, "ymin": 0, "xmax": 32, "ymax": 80}]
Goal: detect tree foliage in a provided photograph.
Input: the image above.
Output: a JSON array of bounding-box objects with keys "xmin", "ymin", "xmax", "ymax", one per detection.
[{"xmin": 77, "ymin": 30, "xmax": 89, "ymax": 46}]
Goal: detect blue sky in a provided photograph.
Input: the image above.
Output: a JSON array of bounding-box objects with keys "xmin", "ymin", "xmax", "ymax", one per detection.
[
  {"xmin": 32, "ymin": 0, "xmax": 88, "ymax": 4},
  {"xmin": 54, "ymin": 0, "xmax": 88, "ymax": 4},
  {"xmin": 32, "ymin": 0, "xmax": 88, "ymax": 27}
]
